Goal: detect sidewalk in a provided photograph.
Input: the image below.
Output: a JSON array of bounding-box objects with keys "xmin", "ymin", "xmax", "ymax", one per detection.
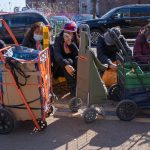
[{"xmin": 53, "ymin": 91, "xmax": 150, "ymax": 124}]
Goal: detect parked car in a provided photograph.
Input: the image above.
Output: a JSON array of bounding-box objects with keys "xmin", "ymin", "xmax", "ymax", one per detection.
[
  {"xmin": 47, "ymin": 15, "xmax": 70, "ymax": 24},
  {"xmin": 79, "ymin": 4, "xmax": 150, "ymax": 45},
  {"xmin": 0, "ymin": 11, "xmax": 50, "ymax": 44},
  {"xmin": 72, "ymin": 14, "xmax": 98, "ymax": 27},
  {"xmin": 47, "ymin": 15, "xmax": 70, "ymax": 34},
  {"xmin": 72, "ymin": 14, "xmax": 98, "ymax": 22}
]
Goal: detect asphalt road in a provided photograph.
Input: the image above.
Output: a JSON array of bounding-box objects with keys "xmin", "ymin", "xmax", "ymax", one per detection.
[{"xmin": 0, "ymin": 116, "xmax": 149, "ymax": 150}]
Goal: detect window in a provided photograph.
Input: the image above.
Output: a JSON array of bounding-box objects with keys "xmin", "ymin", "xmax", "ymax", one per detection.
[
  {"xmin": 28, "ymin": 14, "xmax": 47, "ymax": 25},
  {"xmin": 0, "ymin": 16, "xmax": 3, "ymax": 27},
  {"xmin": 130, "ymin": 7, "xmax": 150, "ymax": 17},
  {"xmin": 115, "ymin": 8, "xmax": 130, "ymax": 18},
  {"xmin": 82, "ymin": 3, "xmax": 87, "ymax": 14},
  {"xmin": 9, "ymin": 14, "xmax": 27, "ymax": 27},
  {"xmin": 0, "ymin": 15, "xmax": 10, "ymax": 27},
  {"xmin": 0, "ymin": 22, "xmax": 2, "ymax": 28}
]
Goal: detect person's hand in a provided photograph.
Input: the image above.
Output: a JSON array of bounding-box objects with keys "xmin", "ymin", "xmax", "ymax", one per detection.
[
  {"xmin": 65, "ymin": 65, "xmax": 75, "ymax": 76},
  {"xmin": 109, "ymin": 63, "xmax": 118, "ymax": 71},
  {"xmin": 116, "ymin": 60, "xmax": 121, "ymax": 65},
  {"xmin": 63, "ymin": 33, "xmax": 72, "ymax": 45}
]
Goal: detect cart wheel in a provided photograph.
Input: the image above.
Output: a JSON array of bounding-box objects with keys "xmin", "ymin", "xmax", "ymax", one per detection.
[
  {"xmin": 69, "ymin": 97, "xmax": 82, "ymax": 113},
  {"xmin": 83, "ymin": 107, "xmax": 97, "ymax": 123},
  {"xmin": 0, "ymin": 108, "xmax": 16, "ymax": 134},
  {"xmin": 46, "ymin": 105, "xmax": 56, "ymax": 117},
  {"xmin": 109, "ymin": 84, "xmax": 121, "ymax": 102},
  {"xmin": 37, "ymin": 119, "xmax": 47, "ymax": 131},
  {"xmin": 116, "ymin": 100, "xmax": 138, "ymax": 121}
]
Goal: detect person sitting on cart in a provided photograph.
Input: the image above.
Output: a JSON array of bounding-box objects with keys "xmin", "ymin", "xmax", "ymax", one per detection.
[
  {"xmin": 133, "ymin": 23, "xmax": 150, "ymax": 64},
  {"xmin": 53, "ymin": 21, "xmax": 79, "ymax": 96},
  {"xmin": 97, "ymin": 27, "xmax": 132, "ymax": 87}
]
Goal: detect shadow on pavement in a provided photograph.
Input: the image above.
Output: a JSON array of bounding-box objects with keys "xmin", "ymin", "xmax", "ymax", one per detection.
[{"xmin": 0, "ymin": 116, "xmax": 149, "ymax": 150}]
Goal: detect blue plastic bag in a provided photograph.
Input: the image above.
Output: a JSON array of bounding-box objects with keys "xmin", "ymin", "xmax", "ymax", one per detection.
[{"xmin": 6, "ymin": 46, "xmax": 40, "ymax": 60}]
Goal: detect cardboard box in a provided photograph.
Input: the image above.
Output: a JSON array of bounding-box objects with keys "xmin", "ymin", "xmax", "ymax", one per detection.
[{"xmin": 2, "ymin": 63, "xmax": 42, "ymax": 121}]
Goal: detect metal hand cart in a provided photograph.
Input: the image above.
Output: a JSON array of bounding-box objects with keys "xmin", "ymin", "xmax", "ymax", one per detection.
[{"xmin": 69, "ymin": 24, "xmax": 108, "ymax": 123}]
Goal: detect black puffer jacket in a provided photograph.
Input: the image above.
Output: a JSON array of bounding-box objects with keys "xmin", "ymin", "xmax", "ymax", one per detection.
[
  {"xmin": 97, "ymin": 35, "xmax": 132, "ymax": 65},
  {"xmin": 22, "ymin": 37, "xmax": 40, "ymax": 49},
  {"xmin": 54, "ymin": 31, "xmax": 79, "ymax": 68}
]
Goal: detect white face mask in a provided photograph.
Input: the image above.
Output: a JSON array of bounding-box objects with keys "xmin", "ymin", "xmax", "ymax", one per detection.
[{"xmin": 33, "ymin": 33, "xmax": 43, "ymax": 41}]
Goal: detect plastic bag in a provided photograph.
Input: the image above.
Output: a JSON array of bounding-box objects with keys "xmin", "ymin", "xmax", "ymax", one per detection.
[
  {"xmin": 5, "ymin": 46, "xmax": 40, "ymax": 60},
  {"xmin": 102, "ymin": 68, "xmax": 117, "ymax": 87}
]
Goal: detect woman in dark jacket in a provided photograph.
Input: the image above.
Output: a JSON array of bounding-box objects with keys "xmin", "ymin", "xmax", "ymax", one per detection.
[
  {"xmin": 133, "ymin": 24, "xmax": 150, "ymax": 64},
  {"xmin": 22, "ymin": 22, "xmax": 45, "ymax": 50},
  {"xmin": 53, "ymin": 21, "xmax": 79, "ymax": 95},
  {"xmin": 97, "ymin": 27, "xmax": 132, "ymax": 87},
  {"xmin": 97, "ymin": 27, "xmax": 132, "ymax": 70}
]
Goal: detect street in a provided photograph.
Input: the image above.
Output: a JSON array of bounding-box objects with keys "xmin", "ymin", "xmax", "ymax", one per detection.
[
  {"xmin": 0, "ymin": 113, "xmax": 150, "ymax": 150},
  {"xmin": 0, "ymin": 1, "xmax": 150, "ymax": 150}
]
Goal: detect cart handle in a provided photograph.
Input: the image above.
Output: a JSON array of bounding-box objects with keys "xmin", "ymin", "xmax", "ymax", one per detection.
[
  {"xmin": 0, "ymin": 19, "xmax": 19, "ymax": 46},
  {"xmin": 39, "ymin": 47, "xmax": 49, "ymax": 56}
]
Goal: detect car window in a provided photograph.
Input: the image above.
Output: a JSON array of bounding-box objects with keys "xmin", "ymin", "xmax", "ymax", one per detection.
[
  {"xmin": 8, "ymin": 14, "xmax": 27, "ymax": 27},
  {"xmin": 0, "ymin": 15, "xmax": 10, "ymax": 28},
  {"xmin": 115, "ymin": 8, "xmax": 130, "ymax": 18},
  {"xmin": 0, "ymin": 22, "xmax": 2, "ymax": 28},
  {"xmin": 28, "ymin": 14, "xmax": 48, "ymax": 25},
  {"xmin": 52, "ymin": 16, "xmax": 70, "ymax": 21},
  {"xmin": 0, "ymin": 16, "xmax": 3, "ymax": 27},
  {"xmin": 101, "ymin": 8, "xmax": 117, "ymax": 19},
  {"xmin": 130, "ymin": 7, "xmax": 150, "ymax": 17}
]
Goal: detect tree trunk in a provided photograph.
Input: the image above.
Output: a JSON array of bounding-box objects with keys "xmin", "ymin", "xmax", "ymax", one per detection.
[{"xmin": 93, "ymin": 0, "xmax": 97, "ymax": 19}]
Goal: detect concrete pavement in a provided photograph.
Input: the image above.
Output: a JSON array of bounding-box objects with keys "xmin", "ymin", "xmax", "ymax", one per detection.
[{"xmin": 0, "ymin": 116, "xmax": 149, "ymax": 150}]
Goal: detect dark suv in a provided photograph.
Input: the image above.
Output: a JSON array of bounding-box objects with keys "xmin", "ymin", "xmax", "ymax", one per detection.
[
  {"xmin": 80, "ymin": 4, "xmax": 150, "ymax": 45},
  {"xmin": 0, "ymin": 12, "xmax": 50, "ymax": 44}
]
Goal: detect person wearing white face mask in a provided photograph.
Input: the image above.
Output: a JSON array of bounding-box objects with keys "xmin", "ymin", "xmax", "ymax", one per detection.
[{"xmin": 22, "ymin": 22, "xmax": 45, "ymax": 50}]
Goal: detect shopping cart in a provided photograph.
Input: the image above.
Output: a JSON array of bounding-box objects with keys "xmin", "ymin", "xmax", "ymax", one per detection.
[
  {"xmin": 0, "ymin": 19, "xmax": 54, "ymax": 134},
  {"xmin": 107, "ymin": 28, "xmax": 150, "ymax": 121}
]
